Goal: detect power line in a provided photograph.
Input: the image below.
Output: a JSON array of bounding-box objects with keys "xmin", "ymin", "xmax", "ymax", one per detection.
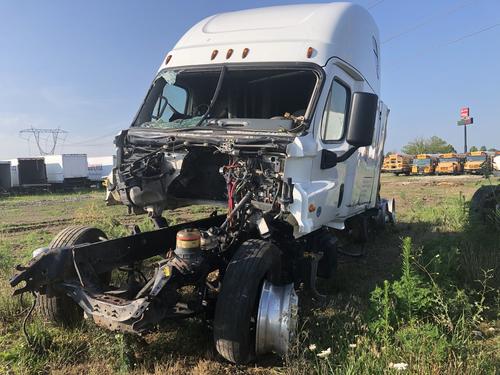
[
  {"xmin": 387, "ymin": 21, "xmax": 500, "ymax": 71},
  {"xmin": 382, "ymin": 0, "xmax": 476, "ymax": 44},
  {"xmin": 368, "ymin": 0, "xmax": 386, "ymax": 10},
  {"xmin": 446, "ymin": 22, "xmax": 500, "ymax": 45},
  {"xmin": 64, "ymin": 129, "xmax": 120, "ymax": 146}
]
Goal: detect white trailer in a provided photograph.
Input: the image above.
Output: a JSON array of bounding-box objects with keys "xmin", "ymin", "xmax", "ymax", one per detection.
[
  {"xmin": 43, "ymin": 154, "xmax": 89, "ymax": 186},
  {"xmin": 10, "ymin": 158, "xmax": 48, "ymax": 188},
  {"xmin": 0, "ymin": 161, "xmax": 11, "ymax": 191},
  {"xmin": 87, "ymin": 156, "xmax": 116, "ymax": 182}
]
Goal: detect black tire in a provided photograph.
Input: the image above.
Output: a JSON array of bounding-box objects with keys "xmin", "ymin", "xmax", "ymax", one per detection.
[
  {"xmin": 38, "ymin": 226, "xmax": 107, "ymax": 326},
  {"xmin": 470, "ymin": 185, "xmax": 500, "ymax": 223},
  {"xmin": 213, "ymin": 239, "xmax": 281, "ymax": 364}
]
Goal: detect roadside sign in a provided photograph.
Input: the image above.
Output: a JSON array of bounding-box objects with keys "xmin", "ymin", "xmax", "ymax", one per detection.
[
  {"xmin": 457, "ymin": 117, "xmax": 473, "ymax": 126},
  {"xmin": 460, "ymin": 107, "xmax": 469, "ymax": 118}
]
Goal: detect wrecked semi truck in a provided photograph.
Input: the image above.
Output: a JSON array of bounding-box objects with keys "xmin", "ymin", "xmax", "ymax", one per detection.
[{"xmin": 10, "ymin": 2, "xmax": 394, "ymax": 364}]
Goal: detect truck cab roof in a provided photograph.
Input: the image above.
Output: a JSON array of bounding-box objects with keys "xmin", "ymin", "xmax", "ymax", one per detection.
[{"xmin": 162, "ymin": 2, "xmax": 380, "ymax": 93}]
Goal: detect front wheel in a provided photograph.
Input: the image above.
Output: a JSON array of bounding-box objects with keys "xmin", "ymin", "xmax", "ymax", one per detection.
[
  {"xmin": 37, "ymin": 226, "xmax": 107, "ymax": 326},
  {"xmin": 213, "ymin": 239, "xmax": 297, "ymax": 364}
]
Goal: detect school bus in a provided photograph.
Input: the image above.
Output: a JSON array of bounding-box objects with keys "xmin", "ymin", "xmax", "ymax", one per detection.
[
  {"xmin": 411, "ymin": 154, "xmax": 438, "ymax": 175},
  {"xmin": 382, "ymin": 153, "xmax": 412, "ymax": 175},
  {"xmin": 436, "ymin": 153, "xmax": 464, "ymax": 175},
  {"xmin": 464, "ymin": 151, "xmax": 491, "ymax": 174}
]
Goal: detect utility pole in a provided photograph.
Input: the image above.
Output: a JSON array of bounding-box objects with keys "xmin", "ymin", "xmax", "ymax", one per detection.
[
  {"xmin": 19, "ymin": 127, "xmax": 68, "ymax": 155},
  {"xmin": 464, "ymin": 125, "xmax": 467, "ymax": 153}
]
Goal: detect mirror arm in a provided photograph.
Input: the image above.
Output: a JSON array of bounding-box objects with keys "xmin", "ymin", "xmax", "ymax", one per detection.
[
  {"xmin": 336, "ymin": 146, "xmax": 359, "ymax": 163},
  {"xmin": 320, "ymin": 146, "xmax": 359, "ymax": 169}
]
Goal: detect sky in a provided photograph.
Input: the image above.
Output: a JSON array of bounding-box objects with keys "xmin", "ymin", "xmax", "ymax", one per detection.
[{"xmin": 0, "ymin": 0, "xmax": 499, "ymax": 159}]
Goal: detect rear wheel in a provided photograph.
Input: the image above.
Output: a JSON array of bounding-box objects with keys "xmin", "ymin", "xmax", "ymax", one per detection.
[
  {"xmin": 214, "ymin": 239, "xmax": 290, "ymax": 364},
  {"xmin": 37, "ymin": 226, "xmax": 107, "ymax": 326}
]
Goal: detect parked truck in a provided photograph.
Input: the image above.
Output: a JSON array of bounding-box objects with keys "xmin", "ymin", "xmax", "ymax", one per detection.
[
  {"xmin": 436, "ymin": 153, "xmax": 464, "ymax": 175},
  {"xmin": 9, "ymin": 157, "xmax": 48, "ymax": 189},
  {"xmin": 43, "ymin": 154, "xmax": 90, "ymax": 187},
  {"xmin": 11, "ymin": 3, "xmax": 395, "ymax": 364},
  {"xmin": 0, "ymin": 161, "xmax": 11, "ymax": 192},
  {"xmin": 411, "ymin": 154, "xmax": 438, "ymax": 175},
  {"xmin": 464, "ymin": 151, "xmax": 491, "ymax": 174},
  {"xmin": 382, "ymin": 153, "xmax": 412, "ymax": 175}
]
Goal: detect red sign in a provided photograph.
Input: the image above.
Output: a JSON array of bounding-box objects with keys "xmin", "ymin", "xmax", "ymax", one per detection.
[{"xmin": 460, "ymin": 107, "xmax": 469, "ymax": 118}]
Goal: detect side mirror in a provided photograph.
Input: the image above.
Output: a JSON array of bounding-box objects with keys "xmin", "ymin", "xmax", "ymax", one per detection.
[{"xmin": 346, "ymin": 92, "xmax": 379, "ymax": 147}]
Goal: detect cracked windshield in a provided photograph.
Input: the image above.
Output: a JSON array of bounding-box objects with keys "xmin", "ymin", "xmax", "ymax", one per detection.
[{"xmin": 134, "ymin": 68, "xmax": 317, "ymax": 130}]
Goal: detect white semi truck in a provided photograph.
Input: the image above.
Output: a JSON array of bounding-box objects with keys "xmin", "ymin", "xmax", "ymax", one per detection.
[{"xmin": 11, "ymin": 2, "xmax": 393, "ymax": 364}]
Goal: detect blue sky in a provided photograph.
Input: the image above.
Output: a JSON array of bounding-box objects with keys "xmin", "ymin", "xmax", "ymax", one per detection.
[{"xmin": 0, "ymin": 0, "xmax": 499, "ymax": 159}]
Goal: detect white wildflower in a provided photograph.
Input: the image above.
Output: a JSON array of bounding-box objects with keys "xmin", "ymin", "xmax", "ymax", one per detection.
[
  {"xmin": 309, "ymin": 344, "xmax": 317, "ymax": 351},
  {"xmin": 317, "ymin": 347, "xmax": 332, "ymax": 358},
  {"xmin": 349, "ymin": 343, "xmax": 357, "ymax": 348},
  {"xmin": 389, "ymin": 362, "xmax": 408, "ymax": 371}
]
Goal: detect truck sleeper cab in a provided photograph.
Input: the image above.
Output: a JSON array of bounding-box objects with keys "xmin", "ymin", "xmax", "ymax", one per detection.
[{"xmin": 10, "ymin": 2, "xmax": 393, "ymax": 365}]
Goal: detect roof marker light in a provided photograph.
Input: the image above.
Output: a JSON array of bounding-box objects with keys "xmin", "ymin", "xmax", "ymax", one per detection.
[
  {"xmin": 242, "ymin": 48, "xmax": 250, "ymax": 59},
  {"xmin": 165, "ymin": 54, "xmax": 172, "ymax": 65},
  {"xmin": 307, "ymin": 47, "xmax": 314, "ymax": 58},
  {"xmin": 226, "ymin": 49, "xmax": 233, "ymax": 59},
  {"xmin": 211, "ymin": 49, "xmax": 218, "ymax": 60}
]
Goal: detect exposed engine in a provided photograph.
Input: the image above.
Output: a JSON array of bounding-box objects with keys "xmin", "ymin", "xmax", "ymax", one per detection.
[{"xmin": 114, "ymin": 133, "xmax": 295, "ymax": 242}]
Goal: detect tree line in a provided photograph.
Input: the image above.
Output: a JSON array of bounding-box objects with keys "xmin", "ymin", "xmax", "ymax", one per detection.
[{"xmin": 391, "ymin": 136, "xmax": 497, "ymax": 155}]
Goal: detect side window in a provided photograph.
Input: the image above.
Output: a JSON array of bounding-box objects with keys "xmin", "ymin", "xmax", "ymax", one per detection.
[
  {"xmin": 321, "ymin": 79, "xmax": 350, "ymax": 142},
  {"xmin": 152, "ymin": 84, "xmax": 188, "ymax": 122}
]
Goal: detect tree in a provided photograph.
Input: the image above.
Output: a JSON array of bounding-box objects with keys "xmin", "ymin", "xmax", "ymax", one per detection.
[
  {"xmin": 488, "ymin": 148, "xmax": 497, "ymax": 152},
  {"xmin": 470, "ymin": 146, "xmax": 478, "ymax": 152},
  {"xmin": 480, "ymin": 146, "xmax": 487, "ymax": 151},
  {"xmin": 402, "ymin": 136, "xmax": 456, "ymax": 155}
]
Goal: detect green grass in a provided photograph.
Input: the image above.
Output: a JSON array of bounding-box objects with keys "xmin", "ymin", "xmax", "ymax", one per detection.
[{"xmin": 0, "ymin": 175, "xmax": 498, "ymax": 374}]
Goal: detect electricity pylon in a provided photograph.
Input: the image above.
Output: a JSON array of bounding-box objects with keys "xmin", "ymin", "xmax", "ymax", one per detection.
[{"xmin": 19, "ymin": 127, "xmax": 68, "ymax": 155}]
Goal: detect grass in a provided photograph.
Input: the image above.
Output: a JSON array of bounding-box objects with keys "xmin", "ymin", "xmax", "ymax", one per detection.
[{"xmin": 0, "ymin": 175, "xmax": 498, "ymax": 374}]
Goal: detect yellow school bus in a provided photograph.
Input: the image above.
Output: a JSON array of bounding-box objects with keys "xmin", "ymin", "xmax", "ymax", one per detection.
[
  {"xmin": 411, "ymin": 154, "xmax": 438, "ymax": 175},
  {"xmin": 436, "ymin": 153, "xmax": 464, "ymax": 175},
  {"xmin": 382, "ymin": 153, "xmax": 412, "ymax": 175},
  {"xmin": 464, "ymin": 151, "xmax": 490, "ymax": 174}
]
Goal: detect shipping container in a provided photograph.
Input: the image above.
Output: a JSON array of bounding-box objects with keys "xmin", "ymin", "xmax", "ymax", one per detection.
[
  {"xmin": 0, "ymin": 161, "xmax": 11, "ymax": 191},
  {"xmin": 10, "ymin": 158, "xmax": 48, "ymax": 187},
  {"xmin": 87, "ymin": 156, "xmax": 116, "ymax": 182},
  {"xmin": 43, "ymin": 154, "xmax": 89, "ymax": 186}
]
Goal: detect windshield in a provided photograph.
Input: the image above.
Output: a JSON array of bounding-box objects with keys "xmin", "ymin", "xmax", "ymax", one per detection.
[
  {"xmin": 133, "ymin": 67, "xmax": 318, "ymax": 130},
  {"xmin": 414, "ymin": 159, "xmax": 431, "ymax": 166},
  {"xmin": 439, "ymin": 158, "xmax": 458, "ymax": 163},
  {"xmin": 466, "ymin": 155, "xmax": 486, "ymax": 162}
]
